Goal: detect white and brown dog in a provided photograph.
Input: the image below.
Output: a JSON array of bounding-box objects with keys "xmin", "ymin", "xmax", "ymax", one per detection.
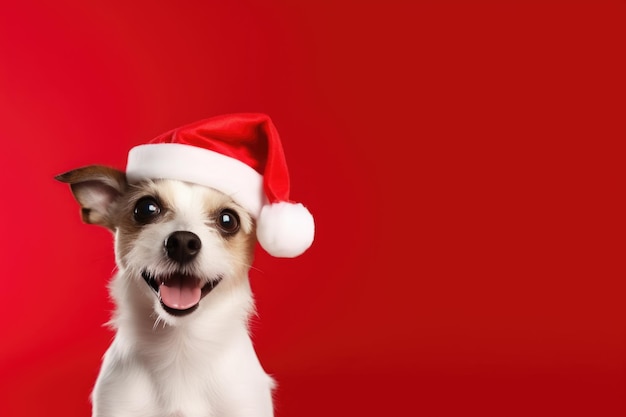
[{"xmin": 56, "ymin": 114, "xmax": 314, "ymax": 417}]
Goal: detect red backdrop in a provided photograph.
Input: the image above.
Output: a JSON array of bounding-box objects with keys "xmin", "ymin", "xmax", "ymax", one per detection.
[{"xmin": 1, "ymin": 1, "xmax": 624, "ymax": 416}]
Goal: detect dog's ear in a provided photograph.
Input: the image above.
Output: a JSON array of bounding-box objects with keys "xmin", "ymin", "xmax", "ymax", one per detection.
[{"xmin": 55, "ymin": 165, "xmax": 128, "ymax": 230}]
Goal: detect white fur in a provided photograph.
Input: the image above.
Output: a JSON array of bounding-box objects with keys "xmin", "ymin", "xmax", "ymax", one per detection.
[{"xmin": 88, "ymin": 180, "xmax": 274, "ymax": 417}]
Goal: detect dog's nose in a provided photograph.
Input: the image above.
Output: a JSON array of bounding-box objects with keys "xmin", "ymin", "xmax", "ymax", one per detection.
[{"xmin": 165, "ymin": 231, "xmax": 202, "ymax": 264}]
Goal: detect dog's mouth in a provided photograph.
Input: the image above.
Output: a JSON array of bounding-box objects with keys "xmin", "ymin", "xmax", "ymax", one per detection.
[{"xmin": 141, "ymin": 270, "xmax": 222, "ymax": 316}]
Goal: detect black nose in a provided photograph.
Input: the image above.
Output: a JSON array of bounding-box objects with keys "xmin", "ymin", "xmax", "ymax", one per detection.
[{"xmin": 165, "ymin": 231, "xmax": 202, "ymax": 264}]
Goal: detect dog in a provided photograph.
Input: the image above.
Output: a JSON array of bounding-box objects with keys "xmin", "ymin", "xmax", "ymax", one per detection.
[
  {"xmin": 56, "ymin": 114, "xmax": 314, "ymax": 417},
  {"xmin": 57, "ymin": 166, "xmax": 274, "ymax": 416}
]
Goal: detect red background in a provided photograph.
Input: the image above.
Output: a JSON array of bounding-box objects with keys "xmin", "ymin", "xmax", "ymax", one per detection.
[{"xmin": 1, "ymin": 1, "xmax": 624, "ymax": 416}]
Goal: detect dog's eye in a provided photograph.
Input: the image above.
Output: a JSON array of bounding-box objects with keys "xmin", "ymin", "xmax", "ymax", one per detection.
[
  {"xmin": 217, "ymin": 208, "xmax": 240, "ymax": 234},
  {"xmin": 134, "ymin": 197, "xmax": 161, "ymax": 223}
]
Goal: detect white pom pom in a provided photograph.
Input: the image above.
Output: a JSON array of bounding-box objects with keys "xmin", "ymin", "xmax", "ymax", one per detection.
[{"xmin": 257, "ymin": 202, "xmax": 315, "ymax": 257}]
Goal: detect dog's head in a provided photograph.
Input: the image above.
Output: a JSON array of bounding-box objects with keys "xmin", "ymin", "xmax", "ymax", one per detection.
[{"xmin": 56, "ymin": 165, "xmax": 256, "ymax": 321}]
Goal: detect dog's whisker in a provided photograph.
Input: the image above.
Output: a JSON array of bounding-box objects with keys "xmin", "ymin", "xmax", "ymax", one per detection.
[{"xmin": 224, "ymin": 252, "xmax": 262, "ymax": 275}]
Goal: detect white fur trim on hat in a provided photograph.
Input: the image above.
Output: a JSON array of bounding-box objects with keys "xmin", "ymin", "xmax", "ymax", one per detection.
[
  {"xmin": 257, "ymin": 202, "xmax": 315, "ymax": 258},
  {"xmin": 126, "ymin": 143, "xmax": 267, "ymax": 217}
]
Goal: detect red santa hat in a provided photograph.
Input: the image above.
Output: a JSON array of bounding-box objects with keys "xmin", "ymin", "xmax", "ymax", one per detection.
[{"xmin": 125, "ymin": 113, "xmax": 314, "ymax": 258}]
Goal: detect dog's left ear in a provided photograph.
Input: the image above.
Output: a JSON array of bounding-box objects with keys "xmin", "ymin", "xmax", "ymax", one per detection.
[{"xmin": 55, "ymin": 165, "xmax": 128, "ymax": 231}]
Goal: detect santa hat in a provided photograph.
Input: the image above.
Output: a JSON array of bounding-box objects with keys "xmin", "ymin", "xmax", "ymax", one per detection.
[{"xmin": 125, "ymin": 113, "xmax": 314, "ymax": 258}]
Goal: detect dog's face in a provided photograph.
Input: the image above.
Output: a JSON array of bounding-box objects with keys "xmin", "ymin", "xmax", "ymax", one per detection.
[{"xmin": 57, "ymin": 165, "xmax": 256, "ymax": 323}]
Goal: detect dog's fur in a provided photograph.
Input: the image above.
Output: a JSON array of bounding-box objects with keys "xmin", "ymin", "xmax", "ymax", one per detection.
[{"xmin": 57, "ymin": 165, "xmax": 274, "ymax": 417}]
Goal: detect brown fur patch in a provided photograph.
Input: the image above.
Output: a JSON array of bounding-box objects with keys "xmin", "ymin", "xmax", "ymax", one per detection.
[
  {"xmin": 56, "ymin": 165, "xmax": 127, "ymax": 230},
  {"xmin": 200, "ymin": 188, "xmax": 257, "ymax": 277},
  {"xmin": 55, "ymin": 165, "xmax": 126, "ymax": 189}
]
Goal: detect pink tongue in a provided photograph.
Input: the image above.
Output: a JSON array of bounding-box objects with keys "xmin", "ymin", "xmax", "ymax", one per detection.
[{"xmin": 159, "ymin": 274, "xmax": 202, "ymax": 310}]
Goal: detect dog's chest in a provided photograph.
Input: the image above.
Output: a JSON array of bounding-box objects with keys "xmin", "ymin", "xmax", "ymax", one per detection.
[
  {"xmin": 145, "ymin": 336, "xmax": 221, "ymax": 412},
  {"xmin": 103, "ymin": 328, "xmax": 224, "ymax": 415}
]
